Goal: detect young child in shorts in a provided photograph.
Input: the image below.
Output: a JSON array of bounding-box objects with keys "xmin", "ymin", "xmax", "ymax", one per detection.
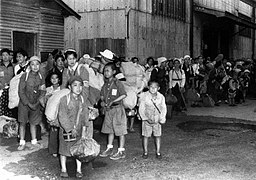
[
  {"xmin": 138, "ymin": 80, "xmax": 167, "ymax": 159},
  {"xmin": 17, "ymin": 56, "xmax": 45, "ymax": 150},
  {"xmin": 99, "ymin": 62, "xmax": 127, "ymax": 160},
  {"xmin": 58, "ymin": 76, "xmax": 90, "ymax": 178}
]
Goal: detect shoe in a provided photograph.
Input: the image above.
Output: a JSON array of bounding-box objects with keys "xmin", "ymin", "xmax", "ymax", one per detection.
[
  {"xmin": 156, "ymin": 153, "xmax": 162, "ymax": 159},
  {"xmin": 17, "ymin": 144, "xmax": 26, "ymax": 151},
  {"xmin": 110, "ymin": 151, "xmax": 126, "ymax": 160},
  {"xmin": 99, "ymin": 148, "xmax": 113, "ymax": 157},
  {"xmin": 29, "ymin": 143, "xmax": 42, "ymax": 150},
  {"xmin": 76, "ymin": 172, "xmax": 83, "ymax": 178},
  {"xmin": 142, "ymin": 153, "xmax": 148, "ymax": 159},
  {"xmin": 60, "ymin": 171, "xmax": 68, "ymax": 178}
]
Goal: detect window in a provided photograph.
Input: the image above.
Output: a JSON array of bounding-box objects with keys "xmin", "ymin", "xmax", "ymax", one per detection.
[{"xmin": 152, "ymin": 0, "xmax": 186, "ymax": 21}]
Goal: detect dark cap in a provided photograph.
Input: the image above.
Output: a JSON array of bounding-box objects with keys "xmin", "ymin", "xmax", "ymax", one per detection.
[{"xmin": 68, "ymin": 76, "xmax": 83, "ymax": 85}]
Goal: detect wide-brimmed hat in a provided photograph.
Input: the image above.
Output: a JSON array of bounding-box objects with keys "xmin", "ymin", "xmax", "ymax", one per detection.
[
  {"xmin": 100, "ymin": 49, "xmax": 114, "ymax": 60},
  {"xmin": 184, "ymin": 55, "xmax": 191, "ymax": 59},
  {"xmin": 28, "ymin": 56, "xmax": 41, "ymax": 63}
]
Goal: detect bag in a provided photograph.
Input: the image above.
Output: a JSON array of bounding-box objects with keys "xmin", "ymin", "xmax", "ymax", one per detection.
[
  {"xmin": 3, "ymin": 120, "xmax": 19, "ymax": 138},
  {"xmin": 165, "ymin": 92, "xmax": 177, "ymax": 105},
  {"xmin": 187, "ymin": 88, "xmax": 200, "ymax": 102},
  {"xmin": 45, "ymin": 88, "xmax": 70, "ymax": 127},
  {"xmin": 88, "ymin": 106, "xmax": 99, "ymax": 120},
  {"xmin": 8, "ymin": 72, "xmax": 42, "ymax": 109},
  {"xmin": 70, "ymin": 137, "xmax": 100, "ymax": 162},
  {"xmin": 202, "ymin": 94, "xmax": 215, "ymax": 107}
]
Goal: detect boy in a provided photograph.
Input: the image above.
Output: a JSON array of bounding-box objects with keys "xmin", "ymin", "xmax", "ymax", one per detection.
[
  {"xmin": 58, "ymin": 76, "xmax": 89, "ymax": 178},
  {"xmin": 99, "ymin": 62, "xmax": 127, "ymax": 160},
  {"xmin": 17, "ymin": 56, "xmax": 45, "ymax": 150},
  {"xmin": 138, "ymin": 80, "xmax": 167, "ymax": 159}
]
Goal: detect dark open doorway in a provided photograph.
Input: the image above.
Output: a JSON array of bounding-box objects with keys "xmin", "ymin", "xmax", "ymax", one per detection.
[{"xmin": 13, "ymin": 31, "xmax": 36, "ymax": 58}]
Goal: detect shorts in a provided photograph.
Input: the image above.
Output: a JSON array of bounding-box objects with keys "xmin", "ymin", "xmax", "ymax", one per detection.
[
  {"xmin": 101, "ymin": 105, "xmax": 127, "ymax": 136},
  {"xmin": 142, "ymin": 121, "xmax": 162, "ymax": 137},
  {"xmin": 18, "ymin": 103, "xmax": 42, "ymax": 125}
]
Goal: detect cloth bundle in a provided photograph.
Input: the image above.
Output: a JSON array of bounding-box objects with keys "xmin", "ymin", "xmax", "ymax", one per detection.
[{"xmin": 70, "ymin": 137, "xmax": 100, "ymax": 162}]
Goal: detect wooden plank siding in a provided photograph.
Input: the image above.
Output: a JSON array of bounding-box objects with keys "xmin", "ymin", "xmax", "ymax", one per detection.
[
  {"xmin": 0, "ymin": 0, "xmax": 65, "ymax": 58},
  {"xmin": 64, "ymin": 0, "xmax": 190, "ymax": 60}
]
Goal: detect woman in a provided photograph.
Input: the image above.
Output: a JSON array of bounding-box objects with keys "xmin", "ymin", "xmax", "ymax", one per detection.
[{"xmin": 169, "ymin": 58, "xmax": 186, "ymax": 112}]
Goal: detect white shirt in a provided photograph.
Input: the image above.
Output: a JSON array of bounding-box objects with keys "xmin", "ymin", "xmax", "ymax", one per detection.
[{"xmin": 169, "ymin": 69, "xmax": 186, "ymax": 88}]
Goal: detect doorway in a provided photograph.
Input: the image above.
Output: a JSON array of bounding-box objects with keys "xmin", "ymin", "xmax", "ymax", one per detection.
[{"xmin": 13, "ymin": 31, "xmax": 36, "ymax": 58}]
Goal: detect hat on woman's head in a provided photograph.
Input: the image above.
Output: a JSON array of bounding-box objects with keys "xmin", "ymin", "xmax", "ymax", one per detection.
[
  {"xmin": 157, "ymin": 57, "xmax": 167, "ymax": 67},
  {"xmin": 184, "ymin": 55, "xmax": 191, "ymax": 59},
  {"xmin": 173, "ymin": 58, "xmax": 181, "ymax": 64},
  {"xmin": 64, "ymin": 49, "xmax": 76, "ymax": 53},
  {"xmin": 100, "ymin": 49, "xmax": 114, "ymax": 60},
  {"xmin": 28, "ymin": 56, "xmax": 41, "ymax": 63}
]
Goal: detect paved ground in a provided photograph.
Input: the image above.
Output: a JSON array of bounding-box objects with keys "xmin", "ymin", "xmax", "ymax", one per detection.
[{"xmin": 0, "ymin": 99, "xmax": 256, "ymax": 180}]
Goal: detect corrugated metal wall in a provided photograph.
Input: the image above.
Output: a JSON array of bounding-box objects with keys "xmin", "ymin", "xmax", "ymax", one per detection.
[{"xmin": 0, "ymin": 0, "xmax": 64, "ymax": 58}]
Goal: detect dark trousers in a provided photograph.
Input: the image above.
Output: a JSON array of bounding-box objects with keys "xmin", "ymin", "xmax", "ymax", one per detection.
[
  {"xmin": 48, "ymin": 127, "xmax": 59, "ymax": 155},
  {"xmin": 172, "ymin": 84, "xmax": 186, "ymax": 111}
]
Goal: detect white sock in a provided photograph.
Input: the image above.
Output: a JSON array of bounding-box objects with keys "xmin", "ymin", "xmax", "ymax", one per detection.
[
  {"xmin": 118, "ymin": 148, "xmax": 125, "ymax": 152},
  {"xmin": 19, "ymin": 140, "xmax": 26, "ymax": 145},
  {"xmin": 31, "ymin": 139, "xmax": 37, "ymax": 145},
  {"xmin": 107, "ymin": 144, "xmax": 113, "ymax": 149}
]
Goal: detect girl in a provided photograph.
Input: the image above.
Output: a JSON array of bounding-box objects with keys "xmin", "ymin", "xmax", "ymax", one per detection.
[
  {"xmin": 17, "ymin": 56, "xmax": 45, "ymax": 150},
  {"xmin": 45, "ymin": 54, "xmax": 65, "ymax": 88},
  {"xmin": 58, "ymin": 76, "xmax": 89, "ymax": 178},
  {"xmin": 43, "ymin": 72, "xmax": 61, "ymax": 157},
  {"xmin": 169, "ymin": 59, "xmax": 186, "ymax": 112},
  {"xmin": 139, "ymin": 81, "xmax": 167, "ymax": 159},
  {"xmin": 99, "ymin": 62, "xmax": 127, "ymax": 160},
  {"xmin": 14, "ymin": 49, "xmax": 29, "ymax": 75}
]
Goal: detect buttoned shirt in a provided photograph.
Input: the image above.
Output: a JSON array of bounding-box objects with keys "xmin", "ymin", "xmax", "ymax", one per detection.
[
  {"xmin": 169, "ymin": 69, "xmax": 186, "ymax": 88},
  {"xmin": 100, "ymin": 78, "xmax": 126, "ymax": 105}
]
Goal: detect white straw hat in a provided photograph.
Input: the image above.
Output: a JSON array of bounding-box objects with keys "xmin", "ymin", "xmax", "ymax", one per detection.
[{"xmin": 99, "ymin": 49, "xmax": 114, "ymax": 60}]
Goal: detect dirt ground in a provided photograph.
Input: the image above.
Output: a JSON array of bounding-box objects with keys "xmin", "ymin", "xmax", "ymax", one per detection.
[{"xmin": 2, "ymin": 110, "xmax": 256, "ymax": 180}]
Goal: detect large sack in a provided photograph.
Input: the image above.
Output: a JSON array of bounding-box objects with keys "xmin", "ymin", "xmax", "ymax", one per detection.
[
  {"xmin": 8, "ymin": 73, "xmax": 23, "ymax": 109},
  {"xmin": 121, "ymin": 62, "xmax": 147, "ymax": 93},
  {"xmin": 45, "ymin": 88, "xmax": 70, "ymax": 126},
  {"xmin": 3, "ymin": 120, "xmax": 18, "ymax": 138},
  {"xmin": 122, "ymin": 81, "xmax": 138, "ymax": 109},
  {"xmin": 70, "ymin": 137, "xmax": 100, "ymax": 162}
]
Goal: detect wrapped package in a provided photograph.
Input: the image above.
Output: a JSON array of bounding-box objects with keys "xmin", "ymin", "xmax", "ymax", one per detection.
[{"xmin": 70, "ymin": 138, "xmax": 100, "ymax": 162}]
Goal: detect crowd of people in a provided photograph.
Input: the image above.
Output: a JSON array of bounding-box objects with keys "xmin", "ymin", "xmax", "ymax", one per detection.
[{"xmin": 0, "ymin": 47, "xmax": 255, "ymax": 178}]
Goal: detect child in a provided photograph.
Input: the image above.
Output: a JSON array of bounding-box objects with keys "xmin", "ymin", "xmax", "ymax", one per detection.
[
  {"xmin": 0, "ymin": 48, "xmax": 14, "ymax": 117},
  {"xmin": 228, "ymin": 71, "xmax": 239, "ymax": 106},
  {"xmin": 138, "ymin": 80, "xmax": 167, "ymax": 159},
  {"xmin": 99, "ymin": 62, "xmax": 127, "ymax": 160},
  {"xmin": 58, "ymin": 76, "xmax": 90, "ymax": 178},
  {"xmin": 43, "ymin": 72, "xmax": 61, "ymax": 157},
  {"xmin": 17, "ymin": 56, "xmax": 45, "ymax": 150},
  {"xmin": 14, "ymin": 49, "xmax": 29, "ymax": 75}
]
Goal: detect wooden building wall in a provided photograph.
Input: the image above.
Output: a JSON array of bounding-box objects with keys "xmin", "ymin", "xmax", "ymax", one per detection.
[
  {"xmin": 63, "ymin": 0, "xmax": 191, "ymax": 61},
  {"xmin": 0, "ymin": 0, "xmax": 64, "ymax": 60}
]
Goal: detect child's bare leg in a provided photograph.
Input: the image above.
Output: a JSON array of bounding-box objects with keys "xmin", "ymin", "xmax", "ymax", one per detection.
[
  {"xmin": 155, "ymin": 136, "xmax": 161, "ymax": 154},
  {"xmin": 129, "ymin": 117, "xmax": 135, "ymax": 132},
  {"xmin": 143, "ymin": 136, "xmax": 148, "ymax": 154},
  {"xmin": 119, "ymin": 135, "xmax": 125, "ymax": 149},
  {"xmin": 19, "ymin": 122, "xmax": 26, "ymax": 141},
  {"xmin": 108, "ymin": 133, "xmax": 114, "ymax": 146},
  {"xmin": 30, "ymin": 124, "xmax": 37, "ymax": 143},
  {"xmin": 60, "ymin": 155, "xmax": 67, "ymax": 172},
  {"xmin": 76, "ymin": 159, "xmax": 82, "ymax": 173},
  {"xmin": 18, "ymin": 122, "xmax": 26, "ymax": 150}
]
